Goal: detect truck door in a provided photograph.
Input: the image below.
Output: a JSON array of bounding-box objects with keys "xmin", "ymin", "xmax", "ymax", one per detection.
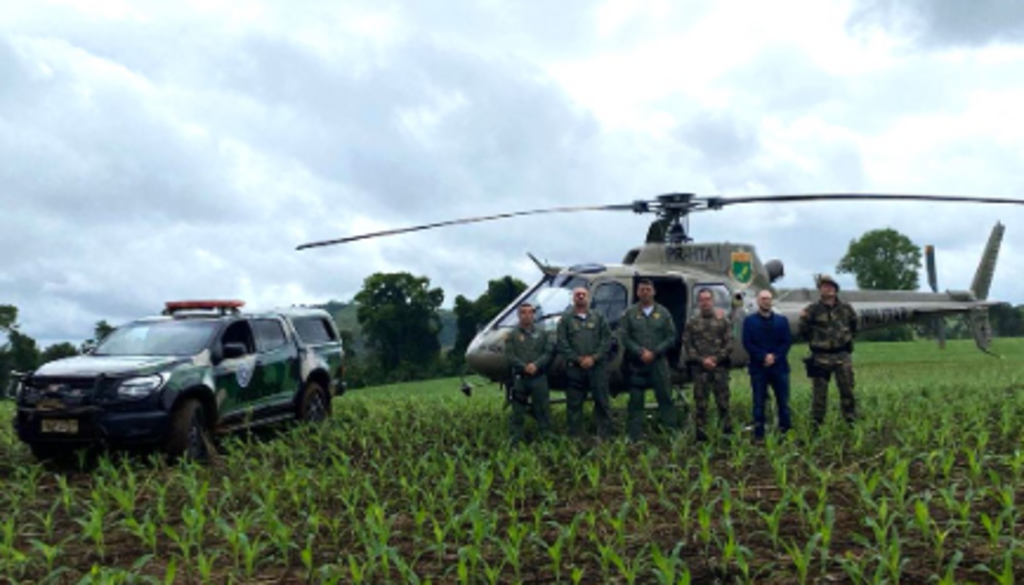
[
  {"xmin": 213, "ymin": 320, "xmax": 258, "ymax": 414},
  {"xmin": 253, "ymin": 318, "xmax": 300, "ymax": 408}
]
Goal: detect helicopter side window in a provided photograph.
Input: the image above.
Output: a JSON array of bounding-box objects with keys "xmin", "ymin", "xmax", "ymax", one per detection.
[
  {"xmin": 591, "ymin": 281, "xmax": 628, "ymax": 326},
  {"xmin": 694, "ymin": 284, "xmax": 731, "ymax": 313}
]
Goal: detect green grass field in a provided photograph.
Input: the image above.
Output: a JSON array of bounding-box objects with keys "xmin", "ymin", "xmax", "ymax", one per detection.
[{"xmin": 1, "ymin": 338, "xmax": 1022, "ymax": 583}]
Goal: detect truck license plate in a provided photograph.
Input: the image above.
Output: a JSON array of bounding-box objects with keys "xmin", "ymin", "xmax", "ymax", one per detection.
[{"xmin": 41, "ymin": 419, "xmax": 78, "ymax": 434}]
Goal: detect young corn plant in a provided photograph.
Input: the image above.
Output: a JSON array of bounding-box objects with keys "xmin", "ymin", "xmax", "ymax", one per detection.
[
  {"xmin": 871, "ymin": 527, "xmax": 908, "ymax": 583},
  {"xmin": 123, "ymin": 512, "xmax": 159, "ymax": 555},
  {"xmin": 782, "ymin": 533, "xmax": 820, "ymax": 585},
  {"xmin": 757, "ymin": 492, "xmax": 791, "ymax": 549},
  {"xmin": 29, "ymin": 538, "xmax": 63, "ymax": 577},
  {"xmin": 77, "ymin": 496, "xmax": 108, "ymax": 562},
  {"xmin": 495, "ymin": 521, "xmax": 527, "ymax": 583},
  {"xmin": 650, "ymin": 541, "xmax": 691, "ymax": 585},
  {"xmin": 935, "ymin": 550, "xmax": 964, "ymax": 585}
]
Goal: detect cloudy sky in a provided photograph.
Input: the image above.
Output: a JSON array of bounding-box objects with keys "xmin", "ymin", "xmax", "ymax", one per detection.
[{"xmin": 2, "ymin": 0, "xmax": 1024, "ymax": 345}]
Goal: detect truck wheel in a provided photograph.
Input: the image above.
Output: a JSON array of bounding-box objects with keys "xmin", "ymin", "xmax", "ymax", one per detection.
[
  {"xmin": 297, "ymin": 382, "xmax": 329, "ymax": 423},
  {"xmin": 165, "ymin": 399, "xmax": 209, "ymax": 461}
]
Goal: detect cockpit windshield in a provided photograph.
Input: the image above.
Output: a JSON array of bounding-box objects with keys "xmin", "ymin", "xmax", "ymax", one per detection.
[{"xmin": 497, "ymin": 274, "xmax": 588, "ymax": 331}]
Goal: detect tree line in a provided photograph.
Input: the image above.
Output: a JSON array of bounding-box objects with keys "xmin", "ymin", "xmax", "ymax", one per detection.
[
  {"xmin": 3, "ymin": 228, "xmax": 1023, "ymax": 391},
  {"xmin": 0, "ymin": 307, "xmax": 113, "ymax": 394}
]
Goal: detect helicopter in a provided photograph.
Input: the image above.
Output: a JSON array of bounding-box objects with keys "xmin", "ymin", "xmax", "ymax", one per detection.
[{"xmin": 297, "ymin": 192, "xmax": 1023, "ymax": 396}]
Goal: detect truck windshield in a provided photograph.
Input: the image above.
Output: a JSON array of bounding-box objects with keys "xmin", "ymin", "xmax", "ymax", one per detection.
[{"xmin": 94, "ymin": 321, "xmax": 218, "ymax": 356}]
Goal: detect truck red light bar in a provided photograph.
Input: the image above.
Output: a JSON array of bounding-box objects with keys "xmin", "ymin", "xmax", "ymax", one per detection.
[{"xmin": 163, "ymin": 300, "xmax": 245, "ymax": 315}]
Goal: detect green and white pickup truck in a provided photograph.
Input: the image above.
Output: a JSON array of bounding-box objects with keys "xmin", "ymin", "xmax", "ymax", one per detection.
[{"xmin": 11, "ymin": 300, "xmax": 345, "ymax": 461}]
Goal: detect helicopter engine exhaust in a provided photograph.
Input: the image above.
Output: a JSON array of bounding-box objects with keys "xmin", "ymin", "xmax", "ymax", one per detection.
[{"xmin": 765, "ymin": 259, "xmax": 785, "ymax": 283}]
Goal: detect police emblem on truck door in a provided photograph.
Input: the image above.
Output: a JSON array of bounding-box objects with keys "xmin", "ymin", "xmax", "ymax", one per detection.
[{"xmin": 235, "ymin": 356, "xmax": 256, "ymax": 388}]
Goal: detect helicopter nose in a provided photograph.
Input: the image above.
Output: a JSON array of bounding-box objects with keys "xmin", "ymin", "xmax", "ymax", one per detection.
[{"xmin": 465, "ymin": 329, "xmax": 506, "ymax": 380}]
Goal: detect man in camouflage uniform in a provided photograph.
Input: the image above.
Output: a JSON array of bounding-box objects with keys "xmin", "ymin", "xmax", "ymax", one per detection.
[
  {"xmin": 683, "ymin": 288, "xmax": 733, "ymax": 441},
  {"xmin": 556, "ymin": 287, "xmax": 614, "ymax": 438},
  {"xmin": 620, "ymin": 279, "xmax": 678, "ymax": 442},
  {"xmin": 799, "ymin": 274, "xmax": 858, "ymax": 428},
  {"xmin": 504, "ymin": 302, "xmax": 553, "ymax": 446}
]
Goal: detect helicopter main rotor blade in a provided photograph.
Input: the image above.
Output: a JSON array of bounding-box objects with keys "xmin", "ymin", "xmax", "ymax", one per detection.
[
  {"xmin": 707, "ymin": 193, "xmax": 1024, "ymax": 209},
  {"xmin": 296, "ymin": 203, "xmax": 635, "ymax": 250}
]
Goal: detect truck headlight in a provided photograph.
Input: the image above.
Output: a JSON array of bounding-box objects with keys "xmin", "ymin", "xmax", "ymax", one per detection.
[{"xmin": 118, "ymin": 375, "xmax": 166, "ymax": 398}]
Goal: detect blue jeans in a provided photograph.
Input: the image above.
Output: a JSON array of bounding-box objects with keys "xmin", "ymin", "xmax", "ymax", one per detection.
[{"xmin": 750, "ymin": 369, "xmax": 791, "ymax": 438}]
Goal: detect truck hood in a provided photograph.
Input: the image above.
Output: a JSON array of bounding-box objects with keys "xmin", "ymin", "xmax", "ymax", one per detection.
[{"xmin": 34, "ymin": 355, "xmax": 187, "ymax": 378}]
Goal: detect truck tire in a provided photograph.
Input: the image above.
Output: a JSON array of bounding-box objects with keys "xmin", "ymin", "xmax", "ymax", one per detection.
[
  {"xmin": 164, "ymin": 399, "xmax": 209, "ymax": 461},
  {"xmin": 297, "ymin": 381, "xmax": 329, "ymax": 423}
]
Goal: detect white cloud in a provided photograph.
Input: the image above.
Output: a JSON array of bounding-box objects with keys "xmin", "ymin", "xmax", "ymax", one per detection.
[{"xmin": 0, "ymin": 0, "xmax": 1022, "ymax": 349}]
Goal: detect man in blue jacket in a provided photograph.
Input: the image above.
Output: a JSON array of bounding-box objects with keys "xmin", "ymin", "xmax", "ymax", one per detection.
[{"xmin": 742, "ymin": 289, "xmax": 792, "ymax": 439}]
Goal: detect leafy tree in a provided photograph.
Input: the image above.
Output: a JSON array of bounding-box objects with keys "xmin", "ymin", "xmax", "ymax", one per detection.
[
  {"xmin": 94, "ymin": 320, "xmax": 115, "ymax": 342},
  {"xmin": 451, "ymin": 276, "xmax": 527, "ymax": 363},
  {"xmin": 837, "ymin": 228, "xmax": 922, "ymax": 290},
  {"xmin": 837, "ymin": 228, "xmax": 921, "ymax": 342},
  {"xmin": 6, "ymin": 329, "xmax": 40, "ymax": 374},
  {"xmin": 0, "ymin": 305, "xmax": 22, "ymax": 392},
  {"xmin": 41, "ymin": 342, "xmax": 80, "ymax": 364},
  {"xmin": 338, "ymin": 329, "xmax": 357, "ymax": 360},
  {"xmin": 990, "ymin": 304, "xmax": 1024, "ymax": 337},
  {"xmin": 80, "ymin": 320, "xmax": 117, "ymax": 353},
  {"xmin": 452, "ymin": 296, "xmax": 479, "ymax": 360},
  {"xmin": 0, "ymin": 305, "xmax": 16, "ymax": 332},
  {"xmin": 355, "ymin": 272, "xmax": 444, "ymax": 374}
]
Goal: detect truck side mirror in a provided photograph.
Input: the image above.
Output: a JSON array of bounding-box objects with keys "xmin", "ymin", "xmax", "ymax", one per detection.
[{"xmin": 222, "ymin": 342, "xmax": 248, "ymax": 360}]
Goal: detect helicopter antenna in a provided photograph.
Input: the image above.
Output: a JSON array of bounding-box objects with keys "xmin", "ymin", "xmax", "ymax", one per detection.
[{"xmin": 526, "ymin": 252, "xmax": 559, "ymax": 276}]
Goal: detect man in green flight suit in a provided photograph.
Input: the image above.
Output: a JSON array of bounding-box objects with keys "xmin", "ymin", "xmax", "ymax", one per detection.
[
  {"xmin": 683, "ymin": 288, "xmax": 734, "ymax": 442},
  {"xmin": 620, "ymin": 279, "xmax": 678, "ymax": 442},
  {"xmin": 504, "ymin": 302, "xmax": 553, "ymax": 445},
  {"xmin": 556, "ymin": 287, "xmax": 614, "ymax": 439},
  {"xmin": 799, "ymin": 274, "xmax": 858, "ymax": 428}
]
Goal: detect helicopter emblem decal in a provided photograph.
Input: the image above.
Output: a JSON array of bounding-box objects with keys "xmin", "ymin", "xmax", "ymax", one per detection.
[{"xmin": 731, "ymin": 251, "xmax": 753, "ymax": 284}]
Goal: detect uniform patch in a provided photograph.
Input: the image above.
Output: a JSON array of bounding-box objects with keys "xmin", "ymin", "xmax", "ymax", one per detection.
[{"xmin": 731, "ymin": 251, "xmax": 753, "ymax": 285}]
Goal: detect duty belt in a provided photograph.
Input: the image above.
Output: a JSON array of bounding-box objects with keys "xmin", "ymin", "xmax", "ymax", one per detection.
[{"xmin": 811, "ymin": 346, "xmax": 850, "ymax": 355}]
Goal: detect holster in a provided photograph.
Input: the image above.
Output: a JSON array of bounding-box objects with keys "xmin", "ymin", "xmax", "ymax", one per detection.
[
  {"xmin": 803, "ymin": 356, "xmax": 827, "ymax": 378},
  {"xmin": 507, "ymin": 377, "xmax": 532, "ymax": 406}
]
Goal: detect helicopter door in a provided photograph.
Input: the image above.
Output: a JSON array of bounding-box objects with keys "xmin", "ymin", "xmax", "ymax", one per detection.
[
  {"xmin": 635, "ymin": 277, "xmax": 688, "ymax": 366},
  {"xmin": 590, "ymin": 280, "xmax": 629, "ymax": 328},
  {"xmin": 693, "ymin": 283, "xmax": 733, "ymax": 314}
]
